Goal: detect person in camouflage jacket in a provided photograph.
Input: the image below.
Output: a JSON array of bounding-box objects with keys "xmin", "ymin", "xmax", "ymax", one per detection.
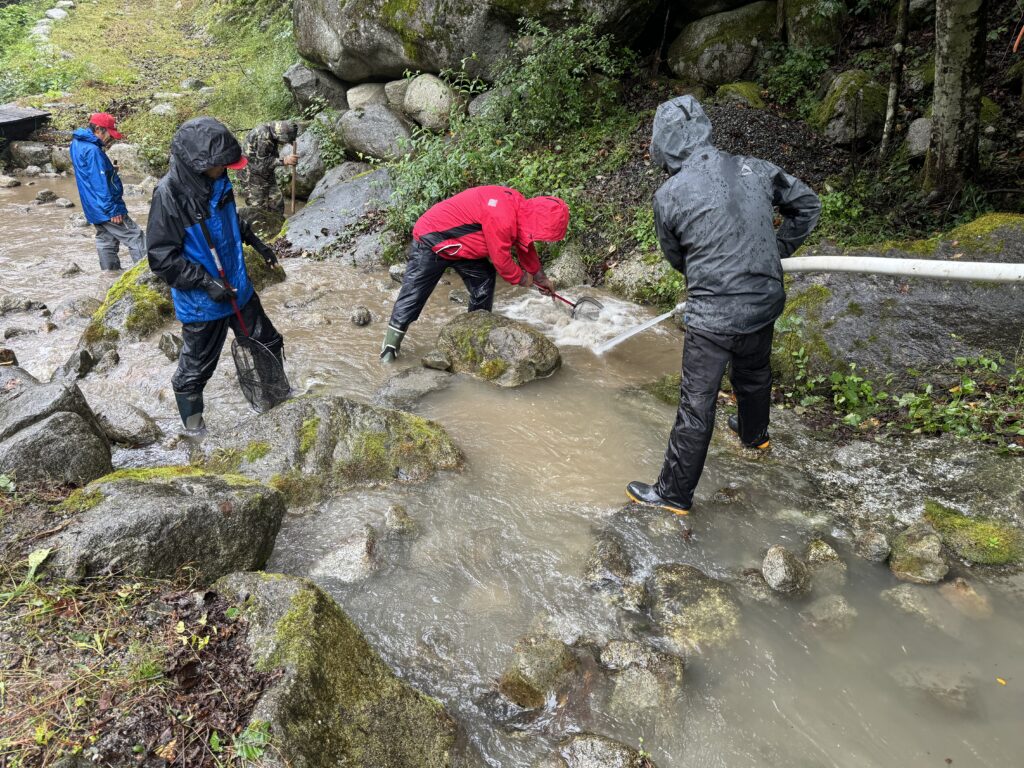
[{"xmin": 240, "ymin": 120, "xmax": 299, "ymax": 213}]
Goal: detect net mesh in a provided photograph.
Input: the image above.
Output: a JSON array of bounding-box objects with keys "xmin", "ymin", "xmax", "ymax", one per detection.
[
  {"xmin": 231, "ymin": 337, "xmax": 291, "ymax": 413},
  {"xmin": 571, "ymin": 296, "xmax": 604, "ymax": 321}
]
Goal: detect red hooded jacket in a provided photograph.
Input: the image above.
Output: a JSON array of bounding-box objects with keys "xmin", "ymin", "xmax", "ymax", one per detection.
[{"xmin": 412, "ymin": 186, "xmax": 569, "ymax": 285}]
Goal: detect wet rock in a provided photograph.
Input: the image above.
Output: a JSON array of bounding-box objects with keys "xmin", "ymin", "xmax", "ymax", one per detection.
[
  {"xmin": 0, "ymin": 378, "xmax": 111, "ymax": 486},
  {"xmin": 448, "ymin": 288, "xmax": 470, "ymax": 304},
  {"xmin": 905, "ymin": 117, "xmax": 931, "ymax": 159},
  {"xmin": 291, "ymin": 128, "xmax": 327, "ymax": 199},
  {"xmin": 762, "ymin": 545, "xmax": 810, "ymax": 595},
  {"xmin": 389, "ymin": 262, "xmax": 406, "ymax": 283},
  {"xmin": 584, "ymin": 531, "xmax": 633, "ymax": 591},
  {"xmin": 3, "ymin": 326, "xmax": 32, "ymax": 340},
  {"xmin": 801, "ymin": 594, "xmax": 857, "ymax": 632},
  {"xmin": 0, "ymin": 295, "xmax": 46, "ymax": 316},
  {"xmin": 283, "ymin": 62, "xmax": 348, "ymax": 112},
  {"xmin": 667, "ymin": 2, "xmax": 775, "ymax": 86},
  {"xmin": 603, "ymin": 249, "xmax": 676, "ymax": 303},
  {"xmin": 54, "ymin": 198, "xmax": 74, "ymax": 209},
  {"xmin": 880, "ymin": 584, "xmax": 950, "ymax": 633},
  {"xmin": 203, "ymin": 394, "xmax": 462, "ymax": 506},
  {"xmin": 812, "ymin": 70, "xmax": 887, "ymax": 146},
  {"xmin": 785, "ymin": 0, "xmax": 846, "ymax": 48},
  {"xmin": 0, "ymin": 348, "xmax": 17, "ymax": 366},
  {"xmin": 91, "ymin": 348, "xmax": 120, "ymax": 375},
  {"xmin": 0, "ymin": 175, "xmax": 20, "ymax": 188},
  {"xmin": 646, "ymin": 563, "xmax": 741, "ymax": 653},
  {"xmin": 350, "ymin": 305, "xmax": 372, "ymax": 326},
  {"xmin": 50, "ymin": 146, "xmax": 73, "ymax": 172},
  {"xmin": 282, "ymin": 165, "xmax": 392, "ymax": 261},
  {"xmin": 373, "ymin": 366, "xmax": 452, "ymax": 409},
  {"xmin": 422, "ymin": 349, "xmax": 452, "ymax": 371},
  {"xmin": 938, "ymin": 577, "xmax": 992, "ymax": 619},
  {"xmin": 923, "ymin": 499, "xmax": 1024, "ymax": 566},
  {"xmin": 69, "ymin": 212, "xmax": 89, "ymax": 227},
  {"xmin": 215, "ymin": 572, "xmax": 457, "ymax": 767},
  {"xmin": 56, "ymin": 347, "xmax": 97, "ymax": 381},
  {"xmin": 158, "ymin": 331, "xmax": 183, "ymax": 361},
  {"xmin": 47, "ymin": 471, "xmax": 284, "ymax": 582},
  {"xmin": 385, "ymin": 504, "xmax": 419, "ymax": 537},
  {"xmin": 437, "ymin": 310, "xmax": 561, "ymax": 388},
  {"xmin": 600, "ymin": 640, "xmax": 684, "ymax": 716},
  {"xmin": 889, "ymin": 522, "xmax": 949, "ymax": 584},
  {"xmin": 91, "ymin": 400, "xmax": 163, "ymax": 446},
  {"xmin": 9, "ymin": 141, "xmax": 51, "ymax": 168},
  {"xmin": 731, "ymin": 567, "xmax": 779, "ymax": 605},
  {"xmin": 35, "ymin": 188, "xmax": 57, "ymax": 203},
  {"xmin": 80, "ymin": 262, "xmax": 173, "ymax": 354},
  {"xmin": 22, "ymin": 165, "xmax": 41, "ymax": 177},
  {"xmin": 806, "ymin": 538, "xmax": 847, "ymax": 591},
  {"xmin": 889, "ymin": 663, "xmax": 978, "ymax": 713},
  {"xmin": 403, "ymin": 73, "xmax": 464, "ymax": 132},
  {"xmin": 50, "ymin": 297, "xmax": 95, "ymax": 322},
  {"xmin": 339, "ymin": 104, "xmax": 413, "ymax": 162},
  {"xmin": 311, "ymin": 524, "xmax": 378, "ymax": 583},
  {"xmin": 105, "ymin": 143, "xmax": 150, "ymax": 177},
  {"xmin": 557, "ymin": 733, "xmax": 657, "ymax": 768},
  {"xmin": 499, "ymin": 634, "xmax": 578, "ymax": 709},
  {"xmin": 854, "ymin": 530, "xmax": 891, "ymax": 562}
]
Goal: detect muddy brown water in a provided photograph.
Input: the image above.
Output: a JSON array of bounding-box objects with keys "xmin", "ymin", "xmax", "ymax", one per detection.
[{"xmin": 3, "ymin": 176, "xmax": 1024, "ymax": 767}]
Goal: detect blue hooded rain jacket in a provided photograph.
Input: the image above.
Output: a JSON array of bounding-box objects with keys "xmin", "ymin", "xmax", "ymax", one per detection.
[{"xmin": 69, "ymin": 128, "xmax": 129, "ymax": 225}]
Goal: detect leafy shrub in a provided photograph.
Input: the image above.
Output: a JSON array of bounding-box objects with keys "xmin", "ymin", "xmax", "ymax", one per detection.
[{"xmin": 759, "ymin": 44, "xmax": 832, "ymax": 119}]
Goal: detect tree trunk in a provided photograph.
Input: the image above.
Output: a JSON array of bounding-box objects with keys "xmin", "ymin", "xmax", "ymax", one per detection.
[
  {"xmin": 879, "ymin": 0, "xmax": 910, "ymax": 158},
  {"xmin": 923, "ymin": 0, "xmax": 988, "ymax": 196}
]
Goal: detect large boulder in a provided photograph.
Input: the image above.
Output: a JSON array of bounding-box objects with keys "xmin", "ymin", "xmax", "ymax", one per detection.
[
  {"xmin": 338, "ymin": 104, "xmax": 413, "ymax": 161},
  {"xmin": 105, "ymin": 143, "xmax": 151, "ymax": 178},
  {"xmin": 666, "ymin": 1, "xmax": 776, "ymax": 87},
  {"xmin": 0, "ymin": 377, "xmax": 111, "ymax": 486},
  {"xmin": 283, "ymin": 62, "xmax": 349, "ymax": 112},
  {"xmin": 90, "ymin": 399, "xmax": 163, "ymax": 446},
  {"xmin": 435, "ymin": 311, "xmax": 561, "ymax": 387},
  {"xmin": 785, "ymin": 0, "xmax": 846, "ymax": 48},
  {"xmin": 46, "ymin": 469, "xmax": 285, "ymax": 582},
  {"xmin": 216, "ymin": 572, "xmax": 458, "ymax": 767},
  {"xmin": 8, "ymin": 141, "xmax": 51, "ymax": 168},
  {"xmin": 812, "ymin": 69, "xmax": 887, "ymax": 146},
  {"xmin": 78, "ymin": 261, "xmax": 174, "ymax": 353},
  {"xmin": 646, "ymin": 563, "xmax": 741, "ymax": 653},
  {"xmin": 347, "ymin": 82, "xmax": 388, "ymax": 110},
  {"xmin": 281, "ymin": 164, "xmax": 394, "ymax": 262},
  {"xmin": 292, "ymin": 128, "xmax": 327, "ymax": 198},
  {"xmin": 403, "ymin": 73, "xmax": 464, "ymax": 132},
  {"xmin": 200, "ymin": 394, "xmax": 462, "ymax": 506},
  {"xmin": 373, "ymin": 366, "xmax": 453, "ymax": 410},
  {"xmin": 294, "ymin": 0, "xmax": 660, "ymax": 83}
]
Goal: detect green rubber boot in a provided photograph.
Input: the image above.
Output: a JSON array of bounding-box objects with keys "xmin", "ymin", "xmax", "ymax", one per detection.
[{"xmin": 380, "ymin": 325, "xmax": 405, "ymax": 363}]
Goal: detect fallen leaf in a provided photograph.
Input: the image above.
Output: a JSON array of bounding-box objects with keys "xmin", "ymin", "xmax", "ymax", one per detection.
[{"xmin": 997, "ymin": 677, "xmax": 1007, "ymax": 685}]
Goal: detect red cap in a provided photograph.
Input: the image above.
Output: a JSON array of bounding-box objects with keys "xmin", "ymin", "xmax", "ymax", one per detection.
[
  {"xmin": 226, "ymin": 155, "xmax": 249, "ymax": 170},
  {"xmin": 89, "ymin": 112, "xmax": 123, "ymax": 140}
]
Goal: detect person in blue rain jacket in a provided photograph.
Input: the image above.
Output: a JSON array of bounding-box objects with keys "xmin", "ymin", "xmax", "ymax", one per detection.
[
  {"xmin": 69, "ymin": 112, "xmax": 146, "ymax": 271},
  {"xmin": 146, "ymin": 116, "xmax": 287, "ymax": 434}
]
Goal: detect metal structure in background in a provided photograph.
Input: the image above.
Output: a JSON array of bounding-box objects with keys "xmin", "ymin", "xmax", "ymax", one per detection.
[{"xmin": 596, "ymin": 255, "xmax": 1024, "ymax": 354}]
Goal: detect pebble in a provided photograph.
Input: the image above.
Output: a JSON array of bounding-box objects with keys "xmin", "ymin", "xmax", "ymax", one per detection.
[
  {"xmin": 350, "ymin": 305, "xmax": 372, "ymax": 326},
  {"xmin": 35, "ymin": 189, "xmax": 57, "ymax": 203},
  {"xmin": 54, "ymin": 197, "xmax": 75, "ymax": 208}
]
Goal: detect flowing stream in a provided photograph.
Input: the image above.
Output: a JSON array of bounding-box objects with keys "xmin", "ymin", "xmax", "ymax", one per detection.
[{"xmin": 3, "ymin": 177, "xmax": 1024, "ymax": 767}]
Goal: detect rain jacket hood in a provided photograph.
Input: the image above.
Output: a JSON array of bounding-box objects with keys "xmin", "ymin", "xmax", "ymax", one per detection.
[
  {"xmin": 69, "ymin": 128, "xmax": 128, "ymax": 224},
  {"xmin": 650, "ymin": 95, "xmax": 713, "ymax": 175},
  {"xmin": 170, "ymin": 117, "xmax": 246, "ymax": 174},
  {"xmin": 518, "ymin": 196, "xmax": 570, "ymax": 244}
]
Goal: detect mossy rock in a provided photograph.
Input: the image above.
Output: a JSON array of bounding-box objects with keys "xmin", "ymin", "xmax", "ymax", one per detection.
[
  {"xmin": 979, "ymin": 96, "xmax": 1002, "ymax": 127},
  {"xmin": 646, "ymin": 563, "xmax": 741, "ymax": 654},
  {"xmin": 498, "ymin": 634, "xmax": 578, "ymax": 709},
  {"xmin": 785, "ymin": 0, "xmax": 846, "ymax": 48},
  {"xmin": 244, "ymin": 244, "xmax": 287, "ymax": 292},
  {"xmin": 641, "ymin": 373, "xmax": 682, "ymax": 406},
  {"xmin": 82, "ymin": 261, "xmax": 174, "ymax": 348},
  {"xmin": 771, "ymin": 282, "xmax": 834, "ymax": 385},
  {"xmin": 202, "ymin": 395, "xmax": 462, "ymax": 506},
  {"xmin": 436, "ymin": 311, "xmax": 560, "ymax": 388},
  {"xmin": 715, "ymin": 81, "xmax": 765, "ymax": 108},
  {"xmin": 889, "ymin": 521, "xmax": 949, "ymax": 584},
  {"xmin": 603, "ymin": 251, "xmax": 682, "ymax": 306},
  {"xmin": 812, "ymin": 69, "xmax": 887, "ymax": 146},
  {"xmin": 216, "ymin": 572, "xmax": 458, "ymax": 768},
  {"xmin": 666, "ymin": 1, "xmax": 776, "ymax": 87},
  {"xmin": 923, "ymin": 500, "xmax": 1024, "ymax": 566}
]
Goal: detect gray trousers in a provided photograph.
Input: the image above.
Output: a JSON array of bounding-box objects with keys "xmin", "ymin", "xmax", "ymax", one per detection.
[{"xmin": 94, "ymin": 215, "xmax": 146, "ymax": 270}]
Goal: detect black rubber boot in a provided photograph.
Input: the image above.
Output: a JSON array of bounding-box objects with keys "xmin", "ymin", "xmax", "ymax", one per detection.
[
  {"xmin": 727, "ymin": 414, "xmax": 770, "ymax": 450},
  {"xmin": 625, "ymin": 481, "xmax": 689, "ymax": 516},
  {"xmin": 174, "ymin": 391, "xmax": 206, "ymax": 436}
]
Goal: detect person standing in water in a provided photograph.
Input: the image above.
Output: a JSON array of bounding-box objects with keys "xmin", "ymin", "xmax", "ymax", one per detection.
[
  {"xmin": 627, "ymin": 95, "xmax": 821, "ymax": 515},
  {"xmin": 69, "ymin": 112, "xmax": 146, "ymax": 271},
  {"xmin": 146, "ymin": 117, "xmax": 287, "ymax": 435},
  {"xmin": 380, "ymin": 186, "xmax": 568, "ymax": 361}
]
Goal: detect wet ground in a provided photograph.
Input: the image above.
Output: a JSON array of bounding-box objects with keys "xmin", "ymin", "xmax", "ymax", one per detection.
[{"xmin": 3, "ymin": 176, "xmax": 1024, "ymax": 767}]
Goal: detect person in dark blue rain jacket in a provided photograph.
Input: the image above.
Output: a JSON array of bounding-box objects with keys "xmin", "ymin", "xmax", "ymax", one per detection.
[
  {"xmin": 146, "ymin": 116, "xmax": 287, "ymax": 434},
  {"xmin": 69, "ymin": 112, "xmax": 146, "ymax": 270}
]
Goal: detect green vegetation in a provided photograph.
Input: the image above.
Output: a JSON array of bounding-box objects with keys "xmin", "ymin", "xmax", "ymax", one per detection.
[
  {"xmin": 923, "ymin": 500, "xmax": 1024, "ymax": 566},
  {"xmin": 205, "ymin": 442, "xmax": 271, "ymax": 473},
  {"xmin": 758, "ymin": 44, "xmax": 832, "ymax": 118},
  {"xmin": 298, "ymin": 416, "xmax": 321, "ymax": 455}
]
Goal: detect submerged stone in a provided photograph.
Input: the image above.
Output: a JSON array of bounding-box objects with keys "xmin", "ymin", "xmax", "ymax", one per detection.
[
  {"xmin": 584, "ymin": 531, "xmax": 633, "ymax": 592},
  {"xmin": 889, "ymin": 663, "xmax": 978, "ymax": 714},
  {"xmin": 558, "ymin": 733, "xmax": 657, "ymax": 768},
  {"xmin": 499, "ymin": 634, "xmax": 578, "ymax": 709},
  {"xmin": 646, "ymin": 563, "xmax": 741, "ymax": 653},
  {"xmin": 801, "ymin": 594, "xmax": 857, "ymax": 633}
]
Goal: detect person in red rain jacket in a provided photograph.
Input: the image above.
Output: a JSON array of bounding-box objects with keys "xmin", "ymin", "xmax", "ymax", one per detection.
[{"xmin": 380, "ymin": 185, "xmax": 569, "ymax": 361}]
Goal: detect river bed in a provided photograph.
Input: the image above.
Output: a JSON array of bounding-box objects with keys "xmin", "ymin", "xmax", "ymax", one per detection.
[{"xmin": 3, "ymin": 176, "xmax": 1024, "ymax": 767}]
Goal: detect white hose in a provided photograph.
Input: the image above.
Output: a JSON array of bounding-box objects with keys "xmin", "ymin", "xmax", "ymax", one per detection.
[{"xmin": 783, "ymin": 256, "xmax": 1024, "ymax": 283}]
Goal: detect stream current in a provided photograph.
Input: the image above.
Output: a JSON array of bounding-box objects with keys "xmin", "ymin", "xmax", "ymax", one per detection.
[{"xmin": 3, "ymin": 178, "xmax": 1024, "ymax": 767}]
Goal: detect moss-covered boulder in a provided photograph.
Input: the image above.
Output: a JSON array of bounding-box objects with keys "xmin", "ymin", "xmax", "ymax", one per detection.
[
  {"xmin": 216, "ymin": 572, "xmax": 458, "ymax": 768},
  {"xmin": 434, "ymin": 311, "xmax": 560, "ymax": 388},
  {"xmin": 82, "ymin": 261, "xmax": 174, "ymax": 351},
  {"xmin": 498, "ymin": 634, "xmax": 579, "ymax": 709},
  {"xmin": 46, "ymin": 467, "xmax": 285, "ymax": 582},
  {"xmin": 603, "ymin": 251, "xmax": 681, "ymax": 305},
  {"xmin": 785, "ymin": 0, "xmax": 846, "ymax": 48},
  {"xmin": 666, "ymin": 1, "xmax": 776, "ymax": 87},
  {"xmin": 715, "ymin": 80, "xmax": 765, "ymax": 108},
  {"xmin": 646, "ymin": 563, "xmax": 741, "ymax": 654},
  {"xmin": 889, "ymin": 521, "xmax": 949, "ymax": 584},
  {"xmin": 923, "ymin": 500, "xmax": 1024, "ymax": 566},
  {"xmin": 812, "ymin": 69, "xmax": 887, "ymax": 145},
  {"xmin": 201, "ymin": 395, "xmax": 462, "ymax": 506}
]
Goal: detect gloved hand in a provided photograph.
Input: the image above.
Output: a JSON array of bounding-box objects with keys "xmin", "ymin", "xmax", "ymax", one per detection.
[
  {"xmin": 201, "ymin": 273, "xmax": 236, "ymax": 303},
  {"xmin": 518, "ymin": 271, "xmax": 534, "ymax": 289},
  {"xmin": 254, "ymin": 239, "xmax": 280, "ymax": 269},
  {"xmin": 533, "ymin": 270, "xmax": 554, "ymax": 296}
]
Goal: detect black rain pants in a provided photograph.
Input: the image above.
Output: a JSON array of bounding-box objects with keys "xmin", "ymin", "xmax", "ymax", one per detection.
[
  {"xmin": 388, "ymin": 242, "xmax": 497, "ymax": 331},
  {"xmin": 171, "ymin": 292, "xmax": 284, "ymax": 396},
  {"xmin": 657, "ymin": 323, "xmax": 774, "ymax": 508}
]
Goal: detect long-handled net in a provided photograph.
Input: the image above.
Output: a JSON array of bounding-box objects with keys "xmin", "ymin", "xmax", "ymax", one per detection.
[{"xmin": 231, "ymin": 336, "xmax": 291, "ymax": 413}]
